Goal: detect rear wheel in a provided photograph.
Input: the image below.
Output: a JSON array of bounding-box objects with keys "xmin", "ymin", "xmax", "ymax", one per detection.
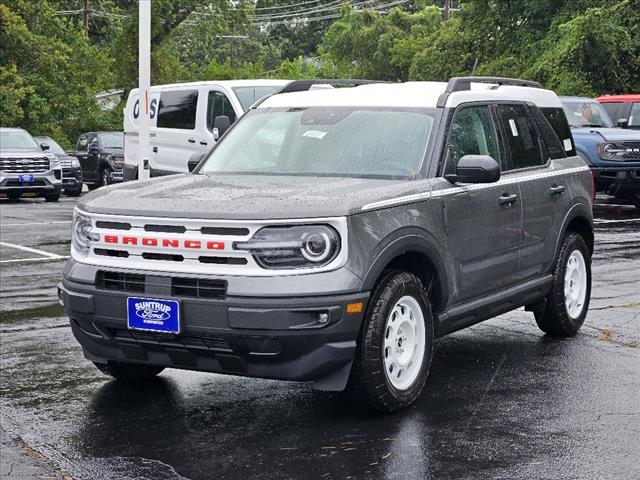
[
  {"xmin": 535, "ymin": 233, "xmax": 591, "ymax": 336},
  {"xmin": 93, "ymin": 361, "xmax": 164, "ymax": 380},
  {"xmin": 347, "ymin": 271, "xmax": 434, "ymax": 413}
]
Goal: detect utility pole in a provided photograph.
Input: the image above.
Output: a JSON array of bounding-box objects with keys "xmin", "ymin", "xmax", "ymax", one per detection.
[
  {"xmin": 218, "ymin": 35, "xmax": 248, "ymax": 69},
  {"xmin": 444, "ymin": 0, "xmax": 451, "ymax": 21},
  {"xmin": 138, "ymin": 0, "xmax": 151, "ymax": 180},
  {"xmin": 83, "ymin": 0, "xmax": 89, "ymax": 36}
]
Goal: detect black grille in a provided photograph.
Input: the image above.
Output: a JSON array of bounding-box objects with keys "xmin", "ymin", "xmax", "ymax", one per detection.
[
  {"xmin": 142, "ymin": 252, "xmax": 184, "ymax": 262},
  {"xmin": 144, "ymin": 224, "xmax": 186, "ymax": 233},
  {"xmin": 96, "ymin": 221, "xmax": 131, "ymax": 230},
  {"xmin": 621, "ymin": 142, "xmax": 640, "ymax": 160},
  {"xmin": 111, "ymin": 328, "xmax": 233, "ymax": 352},
  {"xmin": 0, "ymin": 157, "xmax": 50, "ymax": 173},
  {"xmin": 97, "ymin": 271, "xmax": 145, "ymax": 293},
  {"xmin": 95, "ymin": 271, "xmax": 227, "ymax": 299},
  {"xmin": 172, "ymin": 277, "xmax": 227, "ymax": 299},
  {"xmin": 94, "ymin": 248, "xmax": 129, "ymax": 258},
  {"xmin": 198, "ymin": 256, "xmax": 247, "ymax": 265},
  {"xmin": 201, "ymin": 227, "xmax": 250, "ymax": 236}
]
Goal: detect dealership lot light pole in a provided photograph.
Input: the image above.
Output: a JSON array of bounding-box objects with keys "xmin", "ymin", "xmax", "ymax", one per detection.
[{"xmin": 138, "ymin": 0, "xmax": 151, "ymax": 180}]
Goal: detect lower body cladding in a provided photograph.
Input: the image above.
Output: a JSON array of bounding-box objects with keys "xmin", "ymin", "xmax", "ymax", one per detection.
[{"xmin": 59, "ymin": 273, "xmax": 369, "ymax": 391}]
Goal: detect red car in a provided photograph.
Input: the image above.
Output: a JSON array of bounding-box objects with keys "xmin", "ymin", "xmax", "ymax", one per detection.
[{"xmin": 595, "ymin": 94, "xmax": 640, "ymax": 129}]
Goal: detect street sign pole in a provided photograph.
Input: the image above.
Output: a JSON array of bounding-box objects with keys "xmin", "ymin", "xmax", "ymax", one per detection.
[{"xmin": 138, "ymin": 0, "xmax": 151, "ymax": 180}]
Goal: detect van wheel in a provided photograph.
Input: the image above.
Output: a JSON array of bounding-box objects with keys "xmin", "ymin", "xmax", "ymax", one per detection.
[
  {"xmin": 535, "ymin": 233, "xmax": 591, "ymax": 336},
  {"xmin": 347, "ymin": 271, "xmax": 434, "ymax": 413},
  {"xmin": 93, "ymin": 361, "xmax": 164, "ymax": 380}
]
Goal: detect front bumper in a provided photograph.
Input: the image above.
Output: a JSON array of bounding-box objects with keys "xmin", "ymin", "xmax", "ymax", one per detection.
[
  {"xmin": 59, "ymin": 272, "xmax": 368, "ymax": 391},
  {"xmin": 123, "ymin": 164, "xmax": 137, "ymax": 181},
  {"xmin": 110, "ymin": 168, "xmax": 124, "ymax": 183},
  {"xmin": 0, "ymin": 170, "xmax": 62, "ymax": 195},
  {"xmin": 590, "ymin": 166, "xmax": 640, "ymax": 196},
  {"xmin": 62, "ymin": 167, "xmax": 83, "ymax": 189}
]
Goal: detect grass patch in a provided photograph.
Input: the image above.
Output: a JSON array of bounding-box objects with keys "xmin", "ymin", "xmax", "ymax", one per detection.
[{"xmin": 0, "ymin": 303, "xmax": 64, "ymax": 324}]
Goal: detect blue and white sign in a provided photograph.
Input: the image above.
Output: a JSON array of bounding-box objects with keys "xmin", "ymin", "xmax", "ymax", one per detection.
[
  {"xmin": 127, "ymin": 297, "xmax": 180, "ymax": 334},
  {"xmin": 18, "ymin": 174, "xmax": 34, "ymax": 183}
]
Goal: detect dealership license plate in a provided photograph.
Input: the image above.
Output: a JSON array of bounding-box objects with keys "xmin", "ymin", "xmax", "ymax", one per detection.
[
  {"xmin": 18, "ymin": 174, "xmax": 34, "ymax": 183},
  {"xmin": 127, "ymin": 297, "xmax": 180, "ymax": 334}
]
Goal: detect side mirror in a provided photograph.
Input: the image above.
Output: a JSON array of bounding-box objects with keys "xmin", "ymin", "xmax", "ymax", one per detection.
[
  {"xmin": 187, "ymin": 152, "xmax": 206, "ymax": 173},
  {"xmin": 445, "ymin": 155, "xmax": 501, "ymax": 184},
  {"xmin": 213, "ymin": 115, "xmax": 231, "ymax": 141},
  {"xmin": 40, "ymin": 143, "xmax": 50, "ymax": 151},
  {"xmin": 617, "ymin": 118, "xmax": 629, "ymax": 129}
]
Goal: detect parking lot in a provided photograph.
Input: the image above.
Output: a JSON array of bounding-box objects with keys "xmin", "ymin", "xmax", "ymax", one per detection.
[{"xmin": 0, "ymin": 194, "xmax": 639, "ymax": 480}]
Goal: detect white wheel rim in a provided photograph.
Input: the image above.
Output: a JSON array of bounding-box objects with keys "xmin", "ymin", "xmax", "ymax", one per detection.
[
  {"xmin": 383, "ymin": 295, "xmax": 426, "ymax": 391},
  {"xmin": 564, "ymin": 250, "xmax": 587, "ymax": 319}
]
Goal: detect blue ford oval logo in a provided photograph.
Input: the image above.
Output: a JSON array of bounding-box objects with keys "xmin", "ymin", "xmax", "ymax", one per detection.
[{"xmin": 134, "ymin": 300, "xmax": 171, "ymax": 323}]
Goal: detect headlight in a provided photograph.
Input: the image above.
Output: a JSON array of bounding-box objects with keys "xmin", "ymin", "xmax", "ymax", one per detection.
[
  {"xmin": 48, "ymin": 154, "xmax": 61, "ymax": 169},
  {"xmin": 71, "ymin": 158, "xmax": 80, "ymax": 168},
  {"xmin": 235, "ymin": 225, "xmax": 340, "ymax": 269},
  {"xmin": 598, "ymin": 142, "xmax": 627, "ymax": 160},
  {"xmin": 106, "ymin": 154, "xmax": 124, "ymax": 167},
  {"xmin": 72, "ymin": 212, "xmax": 99, "ymax": 256}
]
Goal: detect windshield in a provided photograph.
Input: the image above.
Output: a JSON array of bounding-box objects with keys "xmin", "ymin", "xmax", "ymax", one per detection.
[
  {"xmin": 0, "ymin": 130, "xmax": 40, "ymax": 150},
  {"xmin": 232, "ymin": 86, "xmax": 284, "ymax": 111},
  {"xmin": 199, "ymin": 107, "xmax": 437, "ymax": 179},
  {"xmin": 562, "ymin": 101, "xmax": 613, "ymax": 128},
  {"xmin": 99, "ymin": 133, "xmax": 123, "ymax": 149},
  {"xmin": 36, "ymin": 137, "xmax": 65, "ymax": 155}
]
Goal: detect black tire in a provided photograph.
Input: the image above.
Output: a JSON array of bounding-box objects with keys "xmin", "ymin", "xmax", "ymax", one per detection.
[
  {"xmin": 93, "ymin": 361, "xmax": 164, "ymax": 380},
  {"xmin": 7, "ymin": 192, "xmax": 21, "ymax": 201},
  {"xmin": 64, "ymin": 186, "xmax": 82, "ymax": 197},
  {"xmin": 535, "ymin": 232, "xmax": 591, "ymax": 336},
  {"xmin": 347, "ymin": 271, "xmax": 434, "ymax": 413},
  {"xmin": 44, "ymin": 190, "xmax": 60, "ymax": 202},
  {"xmin": 101, "ymin": 168, "xmax": 111, "ymax": 187},
  {"xmin": 87, "ymin": 183, "xmax": 100, "ymax": 191}
]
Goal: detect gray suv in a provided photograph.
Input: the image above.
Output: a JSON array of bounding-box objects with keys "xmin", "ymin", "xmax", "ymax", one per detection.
[
  {"xmin": 59, "ymin": 78, "xmax": 594, "ymax": 412},
  {"xmin": 0, "ymin": 128, "xmax": 63, "ymax": 202}
]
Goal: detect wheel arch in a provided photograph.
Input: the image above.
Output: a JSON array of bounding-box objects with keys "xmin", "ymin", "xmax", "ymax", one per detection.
[
  {"xmin": 361, "ymin": 231, "xmax": 451, "ymax": 318},
  {"xmin": 557, "ymin": 203, "xmax": 594, "ymax": 257}
]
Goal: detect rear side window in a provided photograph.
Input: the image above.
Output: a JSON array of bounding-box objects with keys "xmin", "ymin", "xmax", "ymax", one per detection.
[
  {"xmin": 207, "ymin": 91, "xmax": 237, "ymax": 130},
  {"xmin": 541, "ymin": 107, "xmax": 575, "ymax": 156},
  {"xmin": 77, "ymin": 135, "xmax": 88, "ymax": 152},
  {"xmin": 157, "ymin": 90, "xmax": 198, "ymax": 129},
  {"xmin": 600, "ymin": 102, "xmax": 624, "ymax": 124},
  {"xmin": 496, "ymin": 104, "xmax": 545, "ymax": 170},
  {"xmin": 445, "ymin": 105, "xmax": 499, "ymax": 174}
]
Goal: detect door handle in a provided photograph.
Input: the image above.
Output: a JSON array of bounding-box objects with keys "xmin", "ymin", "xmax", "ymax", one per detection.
[
  {"xmin": 200, "ymin": 140, "xmax": 208, "ymax": 146},
  {"xmin": 187, "ymin": 138, "xmax": 196, "ymax": 143},
  {"xmin": 499, "ymin": 193, "xmax": 518, "ymax": 206},
  {"xmin": 152, "ymin": 146, "xmax": 158, "ymax": 153},
  {"xmin": 550, "ymin": 184, "xmax": 566, "ymax": 195}
]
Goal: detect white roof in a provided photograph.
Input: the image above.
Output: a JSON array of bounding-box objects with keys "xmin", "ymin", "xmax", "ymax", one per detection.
[
  {"xmin": 137, "ymin": 79, "xmax": 290, "ymax": 93},
  {"xmin": 260, "ymin": 81, "xmax": 562, "ymax": 109}
]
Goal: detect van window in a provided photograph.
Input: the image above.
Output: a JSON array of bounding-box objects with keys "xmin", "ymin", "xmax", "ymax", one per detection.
[
  {"xmin": 207, "ymin": 91, "xmax": 237, "ymax": 130},
  {"xmin": 630, "ymin": 103, "xmax": 640, "ymax": 127},
  {"xmin": 157, "ymin": 90, "xmax": 198, "ymax": 129},
  {"xmin": 496, "ymin": 104, "xmax": 545, "ymax": 170},
  {"xmin": 233, "ymin": 86, "xmax": 282, "ymax": 111}
]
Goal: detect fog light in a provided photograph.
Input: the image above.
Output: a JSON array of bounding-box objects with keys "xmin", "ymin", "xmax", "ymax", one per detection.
[{"xmin": 318, "ymin": 313, "xmax": 329, "ymax": 325}]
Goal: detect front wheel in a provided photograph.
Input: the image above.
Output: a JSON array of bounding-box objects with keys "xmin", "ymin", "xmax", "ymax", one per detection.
[
  {"xmin": 93, "ymin": 361, "xmax": 164, "ymax": 380},
  {"xmin": 64, "ymin": 186, "xmax": 82, "ymax": 197},
  {"xmin": 101, "ymin": 168, "xmax": 111, "ymax": 187},
  {"xmin": 347, "ymin": 271, "xmax": 434, "ymax": 413},
  {"xmin": 44, "ymin": 190, "xmax": 60, "ymax": 202},
  {"xmin": 535, "ymin": 233, "xmax": 591, "ymax": 336}
]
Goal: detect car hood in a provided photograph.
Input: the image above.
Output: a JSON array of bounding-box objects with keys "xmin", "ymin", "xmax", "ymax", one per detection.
[
  {"xmin": 0, "ymin": 149, "xmax": 48, "ymax": 158},
  {"xmin": 571, "ymin": 127, "xmax": 640, "ymax": 142},
  {"xmin": 79, "ymin": 173, "xmax": 427, "ymax": 220}
]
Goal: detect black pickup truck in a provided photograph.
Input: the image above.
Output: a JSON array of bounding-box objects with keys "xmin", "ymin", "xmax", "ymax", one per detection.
[{"xmin": 73, "ymin": 132, "xmax": 124, "ymax": 190}]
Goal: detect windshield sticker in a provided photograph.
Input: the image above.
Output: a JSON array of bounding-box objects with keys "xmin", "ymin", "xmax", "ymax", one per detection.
[
  {"xmin": 508, "ymin": 119, "xmax": 519, "ymax": 137},
  {"xmin": 302, "ymin": 130, "xmax": 327, "ymax": 139},
  {"xmin": 563, "ymin": 138, "xmax": 573, "ymax": 151}
]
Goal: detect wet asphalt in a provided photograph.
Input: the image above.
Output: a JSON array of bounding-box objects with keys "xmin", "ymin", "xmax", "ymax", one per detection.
[{"xmin": 0, "ymin": 195, "xmax": 639, "ymax": 480}]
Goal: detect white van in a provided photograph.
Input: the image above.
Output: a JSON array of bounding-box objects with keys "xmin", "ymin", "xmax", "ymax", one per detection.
[{"xmin": 122, "ymin": 79, "xmax": 290, "ymax": 179}]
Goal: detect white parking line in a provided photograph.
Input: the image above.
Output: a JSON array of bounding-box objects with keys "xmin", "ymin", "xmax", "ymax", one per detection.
[
  {"xmin": 0, "ymin": 241, "xmax": 69, "ymax": 263},
  {"xmin": 0, "ymin": 256, "xmax": 70, "ymax": 264},
  {"xmin": 1, "ymin": 221, "xmax": 71, "ymax": 227}
]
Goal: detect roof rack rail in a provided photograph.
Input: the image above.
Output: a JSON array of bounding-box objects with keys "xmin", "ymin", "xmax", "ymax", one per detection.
[
  {"xmin": 436, "ymin": 76, "xmax": 544, "ymax": 108},
  {"xmin": 277, "ymin": 79, "xmax": 389, "ymax": 95}
]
